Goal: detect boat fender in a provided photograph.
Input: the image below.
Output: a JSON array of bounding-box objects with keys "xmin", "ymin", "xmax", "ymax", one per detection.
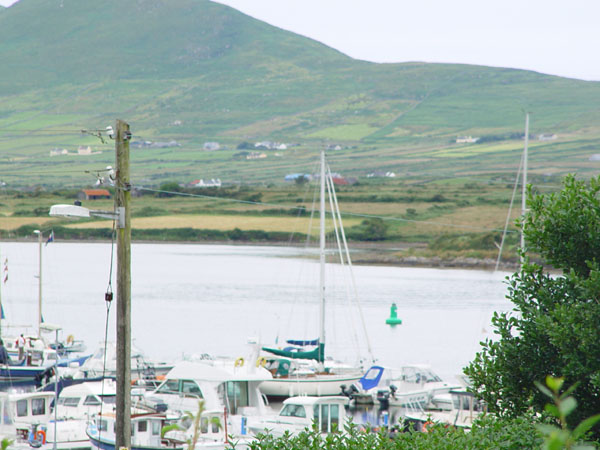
[
  {"xmin": 422, "ymin": 420, "xmax": 433, "ymax": 433},
  {"xmin": 234, "ymin": 357, "xmax": 244, "ymax": 367},
  {"xmin": 255, "ymin": 357, "xmax": 267, "ymax": 368},
  {"xmin": 29, "ymin": 429, "xmax": 46, "ymax": 447}
]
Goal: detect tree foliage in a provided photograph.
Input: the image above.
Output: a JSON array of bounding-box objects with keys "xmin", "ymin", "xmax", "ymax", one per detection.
[{"xmin": 465, "ymin": 174, "xmax": 600, "ymax": 435}]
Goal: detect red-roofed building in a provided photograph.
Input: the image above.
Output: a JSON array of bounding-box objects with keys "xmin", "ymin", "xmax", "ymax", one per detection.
[{"xmin": 77, "ymin": 189, "xmax": 111, "ymax": 200}]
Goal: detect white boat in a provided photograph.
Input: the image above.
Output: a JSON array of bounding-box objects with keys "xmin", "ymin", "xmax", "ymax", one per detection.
[
  {"xmin": 402, "ymin": 389, "xmax": 486, "ymax": 431},
  {"xmin": 0, "ymin": 390, "xmax": 56, "ymax": 449},
  {"xmin": 259, "ymin": 150, "xmax": 370, "ymax": 399},
  {"xmin": 87, "ymin": 411, "xmax": 183, "ymax": 450},
  {"xmin": 40, "ymin": 379, "xmax": 118, "ymax": 450},
  {"xmin": 248, "ymin": 396, "xmax": 350, "ymax": 437},
  {"xmin": 375, "ymin": 365, "xmax": 461, "ymax": 409},
  {"xmin": 142, "ymin": 359, "xmax": 272, "ymax": 437}
]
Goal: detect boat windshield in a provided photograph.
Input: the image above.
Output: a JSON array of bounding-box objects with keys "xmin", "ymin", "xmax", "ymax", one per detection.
[{"xmin": 279, "ymin": 404, "xmax": 306, "ymax": 418}]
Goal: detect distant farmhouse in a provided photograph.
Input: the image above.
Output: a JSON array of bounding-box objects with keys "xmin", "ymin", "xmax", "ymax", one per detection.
[
  {"xmin": 203, "ymin": 142, "xmax": 220, "ymax": 151},
  {"xmin": 326, "ymin": 144, "xmax": 342, "ymax": 151},
  {"xmin": 50, "ymin": 148, "xmax": 69, "ymax": 156},
  {"xmin": 254, "ymin": 141, "xmax": 288, "ymax": 150},
  {"xmin": 456, "ymin": 136, "xmax": 480, "ymax": 143},
  {"xmin": 366, "ymin": 171, "xmax": 396, "ymax": 178},
  {"xmin": 538, "ymin": 133, "xmax": 557, "ymax": 141},
  {"xmin": 284, "ymin": 173, "xmax": 313, "ymax": 182},
  {"xmin": 247, "ymin": 151, "xmax": 267, "ymax": 160},
  {"xmin": 77, "ymin": 189, "xmax": 111, "ymax": 201},
  {"xmin": 188, "ymin": 179, "xmax": 222, "ymax": 188},
  {"xmin": 131, "ymin": 140, "xmax": 181, "ymax": 149}
]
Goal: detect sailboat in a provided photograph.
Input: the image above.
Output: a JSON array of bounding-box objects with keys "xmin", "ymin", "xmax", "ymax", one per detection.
[{"xmin": 259, "ymin": 150, "xmax": 372, "ymax": 398}]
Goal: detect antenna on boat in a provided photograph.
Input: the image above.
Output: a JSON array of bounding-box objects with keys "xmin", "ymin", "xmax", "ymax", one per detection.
[
  {"xmin": 520, "ymin": 112, "xmax": 530, "ymax": 267},
  {"xmin": 318, "ymin": 149, "xmax": 326, "ymax": 367}
]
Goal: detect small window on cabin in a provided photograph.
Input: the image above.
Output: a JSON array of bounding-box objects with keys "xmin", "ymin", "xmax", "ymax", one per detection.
[
  {"xmin": 151, "ymin": 420, "xmax": 160, "ymax": 436},
  {"xmin": 60, "ymin": 397, "xmax": 80, "ymax": 407},
  {"xmin": 138, "ymin": 421, "xmax": 147, "ymax": 433},
  {"xmin": 157, "ymin": 379, "xmax": 179, "ymax": 394},
  {"xmin": 330, "ymin": 405, "xmax": 339, "ymax": 432},
  {"xmin": 2, "ymin": 401, "xmax": 12, "ymax": 425},
  {"xmin": 32, "ymin": 398, "xmax": 46, "ymax": 416},
  {"xmin": 98, "ymin": 420, "xmax": 108, "ymax": 432},
  {"xmin": 100, "ymin": 395, "xmax": 116, "ymax": 405},
  {"xmin": 280, "ymin": 404, "xmax": 306, "ymax": 418},
  {"xmin": 320, "ymin": 405, "xmax": 329, "ymax": 433},
  {"xmin": 211, "ymin": 420, "xmax": 219, "ymax": 433},
  {"xmin": 182, "ymin": 380, "xmax": 202, "ymax": 396},
  {"xmin": 16, "ymin": 400, "xmax": 28, "ymax": 417},
  {"xmin": 200, "ymin": 418, "xmax": 208, "ymax": 434},
  {"xmin": 83, "ymin": 395, "xmax": 101, "ymax": 406}
]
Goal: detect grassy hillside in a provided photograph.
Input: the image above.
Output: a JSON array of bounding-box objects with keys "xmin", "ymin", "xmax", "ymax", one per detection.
[{"xmin": 0, "ymin": 0, "xmax": 600, "ymax": 189}]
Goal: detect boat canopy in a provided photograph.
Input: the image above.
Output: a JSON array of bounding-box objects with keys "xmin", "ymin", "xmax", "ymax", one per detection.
[
  {"xmin": 285, "ymin": 339, "xmax": 319, "ymax": 347},
  {"xmin": 262, "ymin": 343, "xmax": 325, "ymax": 363}
]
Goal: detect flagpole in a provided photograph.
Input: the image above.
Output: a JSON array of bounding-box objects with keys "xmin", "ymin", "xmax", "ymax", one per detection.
[{"xmin": 34, "ymin": 230, "xmax": 42, "ymax": 337}]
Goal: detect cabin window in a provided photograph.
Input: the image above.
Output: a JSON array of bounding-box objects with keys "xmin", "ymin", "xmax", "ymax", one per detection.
[
  {"xmin": 98, "ymin": 419, "xmax": 108, "ymax": 432},
  {"xmin": 59, "ymin": 397, "xmax": 81, "ymax": 407},
  {"xmin": 182, "ymin": 380, "xmax": 202, "ymax": 397},
  {"xmin": 151, "ymin": 420, "xmax": 160, "ymax": 436},
  {"xmin": 225, "ymin": 381, "xmax": 249, "ymax": 415},
  {"xmin": 330, "ymin": 405, "xmax": 340, "ymax": 432},
  {"xmin": 16, "ymin": 400, "xmax": 28, "ymax": 417},
  {"xmin": 157, "ymin": 379, "xmax": 179, "ymax": 394},
  {"xmin": 314, "ymin": 405, "xmax": 331, "ymax": 433},
  {"xmin": 32, "ymin": 398, "xmax": 46, "ymax": 416},
  {"xmin": 83, "ymin": 395, "xmax": 101, "ymax": 406},
  {"xmin": 138, "ymin": 421, "xmax": 147, "ymax": 433},
  {"xmin": 200, "ymin": 418, "xmax": 208, "ymax": 434},
  {"xmin": 280, "ymin": 404, "xmax": 306, "ymax": 418},
  {"xmin": 211, "ymin": 420, "xmax": 219, "ymax": 433},
  {"xmin": 100, "ymin": 395, "xmax": 116, "ymax": 405}
]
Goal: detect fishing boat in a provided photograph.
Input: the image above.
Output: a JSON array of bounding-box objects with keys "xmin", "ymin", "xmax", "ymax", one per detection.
[
  {"xmin": 258, "ymin": 150, "xmax": 371, "ymax": 399},
  {"xmin": 87, "ymin": 411, "xmax": 183, "ymax": 450},
  {"xmin": 248, "ymin": 396, "xmax": 350, "ymax": 437}
]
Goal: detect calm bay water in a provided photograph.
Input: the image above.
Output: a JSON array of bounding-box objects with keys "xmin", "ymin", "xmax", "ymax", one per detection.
[{"xmin": 0, "ymin": 242, "xmax": 512, "ymax": 381}]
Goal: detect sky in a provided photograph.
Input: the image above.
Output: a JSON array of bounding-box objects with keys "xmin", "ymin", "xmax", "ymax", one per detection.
[{"xmin": 2, "ymin": 0, "xmax": 598, "ymax": 81}]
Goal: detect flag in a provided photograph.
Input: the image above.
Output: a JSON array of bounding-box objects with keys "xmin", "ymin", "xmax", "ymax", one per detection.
[
  {"xmin": 45, "ymin": 230, "xmax": 54, "ymax": 246},
  {"xmin": 1, "ymin": 305, "xmax": 4, "ymax": 320},
  {"xmin": 2, "ymin": 273, "xmax": 6, "ymax": 284},
  {"xmin": 2, "ymin": 258, "xmax": 6, "ymax": 284}
]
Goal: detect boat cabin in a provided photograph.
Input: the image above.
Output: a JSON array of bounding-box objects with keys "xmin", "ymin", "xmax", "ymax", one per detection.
[
  {"xmin": 0, "ymin": 391, "xmax": 55, "ymax": 443},
  {"xmin": 249, "ymin": 396, "xmax": 349, "ymax": 437},
  {"xmin": 55, "ymin": 379, "xmax": 117, "ymax": 419}
]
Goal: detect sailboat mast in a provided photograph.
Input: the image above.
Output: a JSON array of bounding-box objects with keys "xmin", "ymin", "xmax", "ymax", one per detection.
[
  {"xmin": 319, "ymin": 150, "xmax": 326, "ymax": 352},
  {"xmin": 34, "ymin": 230, "xmax": 43, "ymax": 337},
  {"xmin": 521, "ymin": 113, "xmax": 529, "ymax": 263}
]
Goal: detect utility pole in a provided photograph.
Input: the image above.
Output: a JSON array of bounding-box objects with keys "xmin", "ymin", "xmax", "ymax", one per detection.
[{"xmin": 115, "ymin": 119, "xmax": 131, "ymax": 450}]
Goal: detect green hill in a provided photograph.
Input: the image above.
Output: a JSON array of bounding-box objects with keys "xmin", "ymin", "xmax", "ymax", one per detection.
[{"xmin": 1, "ymin": 0, "xmax": 600, "ymax": 188}]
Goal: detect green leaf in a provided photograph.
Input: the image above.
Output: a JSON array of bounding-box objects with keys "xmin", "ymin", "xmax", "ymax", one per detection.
[
  {"xmin": 558, "ymin": 396, "xmax": 577, "ymax": 417},
  {"xmin": 544, "ymin": 404, "xmax": 560, "ymax": 418},
  {"xmin": 535, "ymin": 381, "xmax": 554, "ymax": 399},
  {"xmin": 546, "ymin": 376, "xmax": 564, "ymax": 393},
  {"xmin": 572, "ymin": 413, "xmax": 600, "ymax": 440}
]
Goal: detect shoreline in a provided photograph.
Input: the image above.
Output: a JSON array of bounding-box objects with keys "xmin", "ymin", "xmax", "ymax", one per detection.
[{"xmin": 2, "ymin": 237, "xmax": 519, "ymax": 271}]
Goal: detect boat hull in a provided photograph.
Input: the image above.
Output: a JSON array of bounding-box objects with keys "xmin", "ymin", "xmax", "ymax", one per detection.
[{"xmin": 260, "ymin": 374, "xmax": 362, "ymax": 398}]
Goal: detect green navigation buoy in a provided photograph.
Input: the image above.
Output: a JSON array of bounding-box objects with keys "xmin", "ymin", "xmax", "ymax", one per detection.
[{"xmin": 386, "ymin": 303, "xmax": 402, "ymax": 325}]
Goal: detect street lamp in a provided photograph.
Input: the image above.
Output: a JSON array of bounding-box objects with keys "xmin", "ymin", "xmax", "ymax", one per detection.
[{"xmin": 50, "ymin": 119, "xmax": 131, "ymax": 450}]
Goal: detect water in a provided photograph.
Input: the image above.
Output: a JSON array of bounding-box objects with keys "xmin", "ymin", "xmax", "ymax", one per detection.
[{"xmin": 0, "ymin": 242, "xmax": 513, "ymax": 381}]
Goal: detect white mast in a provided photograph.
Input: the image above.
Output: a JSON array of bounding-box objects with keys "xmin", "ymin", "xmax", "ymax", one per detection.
[
  {"xmin": 34, "ymin": 230, "xmax": 43, "ymax": 337},
  {"xmin": 521, "ymin": 113, "xmax": 529, "ymax": 264},
  {"xmin": 318, "ymin": 149, "xmax": 326, "ymax": 356}
]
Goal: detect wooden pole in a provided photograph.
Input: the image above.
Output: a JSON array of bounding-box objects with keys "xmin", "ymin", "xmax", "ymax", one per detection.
[{"xmin": 115, "ymin": 119, "xmax": 131, "ymax": 450}]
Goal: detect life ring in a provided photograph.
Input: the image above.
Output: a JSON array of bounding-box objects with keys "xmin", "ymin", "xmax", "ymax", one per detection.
[
  {"xmin": 234, "ymin": 357, "xmax": 244, "ymax": 367},
  {"xmin": 29, "ymin": 429, "xmax": 46, "ymax": 447},
  {"xmin": 66, "ymin": 334, "xmax": 74, "ymax": 345},
  {"xmin": 422, "ymin": 420, "xmax": 433, "ymax": 433},
  {"xmin": 255, "ymin": 357, "xmax": 267, "ymax": 368}
]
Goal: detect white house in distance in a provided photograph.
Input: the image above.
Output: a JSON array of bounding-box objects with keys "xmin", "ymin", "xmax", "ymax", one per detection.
[
  {"xmin": 50, "ymin": 148, "xmax": 69, "ymax": 156},
  {"xmin": 538, "ymin": 133, "xmax": 557, "ymax": 141},
  {"xmin": 189, "ymin": 179, "xmax": 222, "ymax": 188},
  {"xmin": 456, "ymin": 136, "xmax": 479, "ymax": 143},
  {"xmin": 203, "ymin": 142, "xmax": 220, "ymax": 151}
]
